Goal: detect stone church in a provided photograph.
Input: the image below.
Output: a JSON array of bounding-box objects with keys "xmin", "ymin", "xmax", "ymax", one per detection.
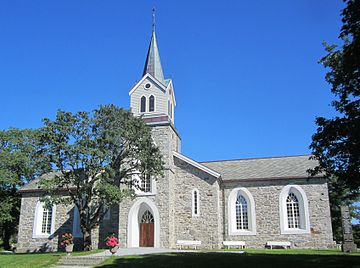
[{"xmin": 16, "ymin": 25, "xmax": 334, "ymax": 252}]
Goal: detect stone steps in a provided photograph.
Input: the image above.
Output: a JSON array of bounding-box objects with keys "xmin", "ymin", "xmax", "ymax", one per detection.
[{"xmin": 57, "ymin": 256, "xmax": 107, "ymax": 266}]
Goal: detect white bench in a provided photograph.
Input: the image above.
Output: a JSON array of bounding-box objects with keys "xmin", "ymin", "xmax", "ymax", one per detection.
[
  {"xmin": 266, "ymin": 241, "xmax": 291, "ymax": 249},
  {"xmin": 223, "ymin": 241, "xmax": 246, "ymax": 249},
  {"xmin": 176, "ymin": 240, "xmax": 202, "ymax": 249}
]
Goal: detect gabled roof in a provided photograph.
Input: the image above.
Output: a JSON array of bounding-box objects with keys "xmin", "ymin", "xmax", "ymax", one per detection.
[
  {"xmin": 143, "ymin": 30, "xmax": 165, "ymax": 86},
  {"xmin": 173, "ymin": 151, "xmax": 221, "ymax": 178},
  {"xmin": 18, "ymin": 171, "xmax": 71, "ymax": 193},
  {"xmin": 201, "ymin": 155, "xmax": 320, "ymax": 182},
  {"xmin": 129, "ymin": 73, "xmax": 166, "ymax": 96}
]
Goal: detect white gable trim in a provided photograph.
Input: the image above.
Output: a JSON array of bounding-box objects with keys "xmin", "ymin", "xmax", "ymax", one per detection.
[
  {"xmin": 173, "ymin": 151, "xmax": 221, "ymax": 178},
  {"xmin": 166, "ymin": 79, "xmax": 176, "ymax": 106},
  {"xmin": 129, "ymin": 73, "xmax": 167, "ymax": 96}
]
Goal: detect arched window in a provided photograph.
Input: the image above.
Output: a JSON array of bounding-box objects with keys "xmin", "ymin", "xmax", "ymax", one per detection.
[
  {"xmin": 279, "ymin": 185, "xmax": 310, "ymax": 234},
  {"xmin": 149, "ymin": 95, "xmax": 155, "ymax": 112},
  {"xmin": 33, "ymin": 201, "xmax": 56, "ymax": 238},
  {"xmin": 192, "ymin": 189, "xmax": 200, "ymax": 217},
  {"xmin": 228, "ymin": 188, "xmax": 256, "ymax": 235},
  {"xmin": 141, "ymin": 210, "xmax": 154, "ymax": 223},
  {"xmin": 236, "ymin": 194, "xmax": 248, "ymax": 230},
  {"xmin": 286, "ymin": 193, "xmax": 300, "ymax": 228},
  {"xmin": 140, "ymin": 96, "xmax": 146, "ymax": 113}
]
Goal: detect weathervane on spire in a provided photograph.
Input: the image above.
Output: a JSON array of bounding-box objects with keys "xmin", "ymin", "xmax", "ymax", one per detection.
[{"xmin": 152, "ymin": 7, "xmax": 156, "ymax": 32}]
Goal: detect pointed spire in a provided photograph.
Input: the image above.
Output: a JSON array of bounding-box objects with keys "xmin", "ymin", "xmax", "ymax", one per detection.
[{"xmin": 143, "ymin": 7, "xmax": 165, "ymax": 85}]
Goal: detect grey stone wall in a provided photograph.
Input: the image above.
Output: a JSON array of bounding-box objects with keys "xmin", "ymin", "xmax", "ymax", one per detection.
[
  {"xmin": 16, "ymin": 193, "xmax": 73, "ymax": 252},
  {"xmin": 222, "ymin": 178, "xmax": 333, "ymax": 248},
  {"xmin": 173, "ymin": 157, "xmax": 222, "ymax": 249},
  {"xmin": 118, "ymin": 124, "xmax": 180, "ymax": 248},
  {"xmin": 16, "ymin": 193, "xmax": 117, "ymax": 252}
]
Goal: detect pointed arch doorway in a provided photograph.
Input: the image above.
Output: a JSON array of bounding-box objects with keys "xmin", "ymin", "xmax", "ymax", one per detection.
[
  {"xmin": 139, "ymin": 210, "xmax": 154, "ymax": 247},
  {"xmin": 127, "ymin": 197, "xmax": 160, "ymax": 248}
]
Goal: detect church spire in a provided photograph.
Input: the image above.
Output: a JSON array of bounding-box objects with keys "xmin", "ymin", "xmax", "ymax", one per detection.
[{"xmin": 142, "ymin": 7, "xmax": 165, "ymax": 85}]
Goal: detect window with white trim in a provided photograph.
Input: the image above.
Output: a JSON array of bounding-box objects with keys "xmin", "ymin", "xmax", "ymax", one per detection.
[
  {"xmin": 140, "ymin": 96, "xmax": 146, "ymax": 113},
  {"xmin": 279, "ymin": 185, "xmax": 310, "ymax": 234},
  {"xmin": 142, "ymin": 174, "xmax": 151, "ymax": 193},
  {"xmin": 236, "ymin": 194, "xmax": 248, "ymax": 230},
  {"xmin": 192, "ymin": 189, "xmax": 200, "ymax": 217},
  {"xmin": 132, "ymin": 172, "xmax": 156, "ymax": 195},
  {"xmin": 41, "ymin": 206, "xmax": 53, "ymax": 233},
  {"xmin": 286, "ymin": 193, "xmax": 300, "ymax": 228},
  {"xmin": 228, "ymin": 188, "xmax": 256, "ymax": 235},
  {"xmin": 33, "ymin": 201, "xmax": 56, "ymax": 238},
  {"xmin": 149, "ymin": 95, "xmax": 155, "ymax": 112}
]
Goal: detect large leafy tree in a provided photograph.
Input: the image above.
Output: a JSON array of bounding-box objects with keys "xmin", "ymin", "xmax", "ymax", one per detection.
[
  {"xmin": 0, "ymin": 128, "xmax": 49, "ymax": 250},
  {"xmin": 310, "ymin": 0, "xmax": 360, "ymax": 191},
  {"xmin": 39, "ymin": 104, "xmax": 163, "ymax": 250},
  {"xmin": 310, "ymin": 0, "xmax": 360, "ymax": 242}
]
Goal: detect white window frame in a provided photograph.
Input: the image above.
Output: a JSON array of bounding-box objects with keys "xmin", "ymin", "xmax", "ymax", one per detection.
[
  {"xmin": 228, "ymin": 187, "xmax": 256, "ymax": 235},
  {"xmin": 132, "ymin": 173, "xmax": 156, "ymax": 196},
  {"xmin": 140, "ymin": 95, "xmax": 146, "ymax": 113},
  {"xmin": 32, "ymin": 201, "xmax": 56, "ymax": 238},
  {"xmin": 192, "ymin": 188, "xmax": 200, "ymax": 217},
  {"xmin": 149, "ymin": 95, "xmax": 156, "ymax": 112},
  {"xmin": 279, "ymin": 185, "xmax": 310, "ymax": 234}
]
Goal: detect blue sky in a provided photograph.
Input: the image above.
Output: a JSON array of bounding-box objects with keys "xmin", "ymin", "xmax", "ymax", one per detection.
[{"xmin": 0, "ymin": 0, "xmax": 345, "ymax": 162}]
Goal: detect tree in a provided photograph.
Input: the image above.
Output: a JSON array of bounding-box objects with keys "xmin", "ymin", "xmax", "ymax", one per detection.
[
  {"xmin": 310, "ymin": 0, "xmax": 360, "ymax": 243},
  {"xmin": 327, "ymin": 175, "xmax": 359, "ymax": 242},
  {"xmin": 310, "ymin": 0, "xmax": 360, "ymax": 191},
  {"xmin": 38, "ymin": 104, "xmax": 163, "ymax": 250},
  {"xmin": 0, "ymin": 128, "xmax": 49, "ymax": 250}
]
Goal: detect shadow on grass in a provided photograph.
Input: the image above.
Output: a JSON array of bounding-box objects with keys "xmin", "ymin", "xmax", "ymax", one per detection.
[{"xmin": 97, "ymin": 252, "xmax": 360, "ymax": 268}]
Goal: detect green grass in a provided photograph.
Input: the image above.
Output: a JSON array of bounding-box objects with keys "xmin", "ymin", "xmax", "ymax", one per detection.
[
  {"xmin": 0, "ymin": 249, "xmax": 105, "ymax": 268},
  {"xmin": 0, "ymin": 252, "xmax": 62, "ymax": 268},
  {"xmin": 96, "ymin": 249, "xmax": 360, "ymax": 268}
]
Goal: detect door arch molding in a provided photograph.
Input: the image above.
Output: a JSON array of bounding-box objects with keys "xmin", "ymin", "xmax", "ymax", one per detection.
[{"xmin": 127, "ymin": 197, "xmax": 160, "ymax": 247}]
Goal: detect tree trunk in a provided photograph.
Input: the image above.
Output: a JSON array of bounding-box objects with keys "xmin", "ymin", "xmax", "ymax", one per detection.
[
  {"xmin": 83, "ymin": 229, "xmax": 92, "ymax": 251},
  {"xmin": 2, "ymin": 225, "xmax": 12, "ymax": 250}
]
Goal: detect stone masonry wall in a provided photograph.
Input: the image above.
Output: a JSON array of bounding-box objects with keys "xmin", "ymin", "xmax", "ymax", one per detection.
[
  {"xmin": 16, "ymin": 193, "xmax": 73, "ymax": 252},
  {"xmin": 118, "ymin": 124, "xmax": 180, "ymax": 248},
  {"xmin": 223, "ymin": 178, "xmax": 333, "ymax": 248},
  {"xmin": 173, "ymin": 157, "xmax": 222, "ymax": 249},
  {"xmin": 16, "ymin": 192, "xmax": 117, "ymax": 252}
]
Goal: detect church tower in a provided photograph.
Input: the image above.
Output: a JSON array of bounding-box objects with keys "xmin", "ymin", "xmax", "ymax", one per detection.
[
  {"xmin": 123, "ymin": 12, "xmax": 180, "ymax": 248},
  {"xmin": 129, "ymin": 22, "xmax": 176, "ymax": 126}
]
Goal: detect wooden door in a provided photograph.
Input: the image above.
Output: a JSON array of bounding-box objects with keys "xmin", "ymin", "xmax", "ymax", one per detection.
[{"xmin": 140, "ymin": 223, "xmax": 154, "ymax": 247}]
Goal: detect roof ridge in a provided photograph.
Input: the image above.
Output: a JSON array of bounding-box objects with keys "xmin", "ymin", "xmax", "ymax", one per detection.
[{"xmin": 200, "ymin": 154, "xmax": 313, "ymax": 163}]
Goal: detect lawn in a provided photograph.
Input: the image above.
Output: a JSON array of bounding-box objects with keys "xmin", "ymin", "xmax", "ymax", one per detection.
[
  {"xmin": 96, "ymin": 249, "xmax": 360, "ymax": 268},
  {"xmin": 0, "ymin": 249, "xmax": 105, "ymax": 268},
  {"xmin": 0, "ymin": 249, "xmax": 359, "ymax": 268},
  {"xmin": 0, "ymin": 252, "xmax": 62, "ymax": 268}
]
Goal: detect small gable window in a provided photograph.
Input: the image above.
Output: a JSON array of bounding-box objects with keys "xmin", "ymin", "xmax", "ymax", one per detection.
[
  {"xmin": 149, "ymin": 95, "xmax": 155, "ymax": 112},
  {"xmin": 192, "ymin": 189, "xmax": 200, "ymax": 217},
  {"xmin": 140, "ymin": 96, "xmax": 146, "ymax": 113}
]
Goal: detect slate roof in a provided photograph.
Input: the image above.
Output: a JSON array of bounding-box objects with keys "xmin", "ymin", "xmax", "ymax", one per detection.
[
  {"xmin": 18, "ymin": 171, "xmax": 63, "ymax": 192},
  {"xmin": 201, "ymin": 155, "xmax": 319, "ymax": 181}
]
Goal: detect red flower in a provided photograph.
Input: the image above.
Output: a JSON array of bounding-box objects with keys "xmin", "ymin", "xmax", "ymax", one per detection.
[{"xmin": 105, "ymin": 235, "xmax": 119, "ymax": 247}]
